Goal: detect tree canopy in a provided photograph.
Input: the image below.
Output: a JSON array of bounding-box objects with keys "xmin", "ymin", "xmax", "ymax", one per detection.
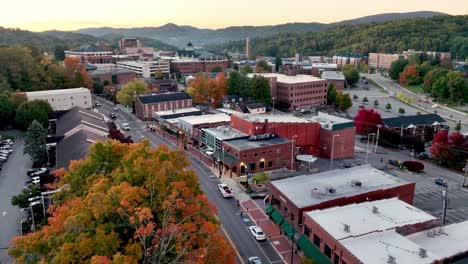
[
  {"xmin": 15, "ymin": 99, "xmax": 53, "ymax": 130},
  {"xmin": 116, "ymin": 78, "xmax": 150, "ymax": 106},
  {"xmin": 187, "ymin": 73, "xmax": 228, "ymax": 107},
  {"xmin": 24, "ymin": 120, "xmax": 48, "ymax": 165},
  {"xmin": 9, "ymin": 140, "xmax": 235, "ymax": 263},
  {"xmin": 0, "ymin": 93, "xmax": 15, "ymax": 129},
  {"xmin": 250, "ymin": 75, "xmax": 272, "ymax": 106},
  {"xmin": 342, "ymin": 65, "xmax": 359, "ymax": 86}
]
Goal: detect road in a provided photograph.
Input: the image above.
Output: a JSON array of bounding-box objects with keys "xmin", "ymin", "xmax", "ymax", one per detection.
[
  {"xmin": 0, "ymin": 135, "xmax": 31, "ymax": 263},
  {"xmin": 95, "ymin": 97, "xmax": 283, "ymax": 264},
  {"xmin": 363, "ymin": 73, "xmax": 468, "ymax": 130}
]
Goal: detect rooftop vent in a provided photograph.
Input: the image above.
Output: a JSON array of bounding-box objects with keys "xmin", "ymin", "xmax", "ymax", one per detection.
[
  {"xmin": 372, "ymin": 206, "xmax": 379, "ymax": 214},
  {"xmin": 387, "ymin": 255, "xmax": 396, "ymax": 264},
  {"xmin": 419, "ymin": 248, "xmax": 427, "ymax": 258},
  {"xmin": 351, "ymin": 180, "xmax": 362, "ymax": 187},
  {"xmin": 343, "ymin": 224, "xmax": 350, "ymax": 233},
  {"xmin": 326, "ymin": 187, "xmax": 336, "ymax": 195}
]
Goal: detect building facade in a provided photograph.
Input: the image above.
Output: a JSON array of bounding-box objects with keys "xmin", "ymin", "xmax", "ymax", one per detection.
[
  {"xmin": 321, "ymin": 71, "xmax": 346, "ymax": 91},
  {"xmin": 25, "ymin": 88, "xmax": 92, "ymax": 111},
  {"xmin": 368, "ymin": 53, "xmax": 401, "ymax": 70},
  {"xmin": 89, "ymin": 69, "xmax": 136, "ymax": 86},
  {"xmin": 135, "ymin": 92, "xmax": 192, "ymax": 120},
  {"xmin": 332, "ymin": 53, "xmax": 366, "ymax": 67},
  {"xmin": 170, "ymin": 58, "xmax": 229, "ymax": 75},
  {"xmin": 116, "ymin": 60, "xmax": 170, "ymax": 78},
  {"xmin": 65, "ymin": 45, "xmax": 114, "ymax": 64}
]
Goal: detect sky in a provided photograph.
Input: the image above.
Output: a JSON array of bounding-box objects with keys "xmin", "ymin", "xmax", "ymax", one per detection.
[{"xmin": 1, "ymin": 0, "xmax": 467, "ymax": 31}]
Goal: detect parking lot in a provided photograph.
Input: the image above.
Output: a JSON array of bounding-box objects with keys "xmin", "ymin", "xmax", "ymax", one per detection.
[{"xmin": 0, "ymin": 135, "xmax": 31, "ymax": 263}]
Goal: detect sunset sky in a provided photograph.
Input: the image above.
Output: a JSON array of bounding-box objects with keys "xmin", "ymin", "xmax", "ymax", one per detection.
[{"xmin": 2, "ymin": 0, "xmax": 467, "ymax": 31}]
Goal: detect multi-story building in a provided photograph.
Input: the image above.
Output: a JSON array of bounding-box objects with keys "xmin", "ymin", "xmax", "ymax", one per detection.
[
  {"xmin": 135, "ymin": 92, "xmax": 192, "ymax": 120},
  {"xmin": 248, "ymin": 73, "xmax": 328, "ymax": 111},
  {"xmin": 177, "ymin": 113, "xmax": 231, "ymax": 139},
  {"xmin": 89, "ymin": 68, "xmax": 136, "ymax": 87},
  {"xmin": 116, "ymin": 60, "xmax": 170, "ymax": 78},
  {"xmin": 119, "ymin": 38, "xmax": 141, "ymax": 50},
  {"xmin": 310, "ymin": 63, "xmax": 338, "ymax": 77},
  {"xmin": 402, "ymin": 49, "xmax": 451, "ymax": 61},
  {"xmin": 267, "ymin": 165, "xmax": 416, "ymax": 229},
  {"xmin": 140, "ymin": 78, "xmax": 178, "ymax": 92},
  {"xmin": 25, "ymin": 88, "xmax": 92, "ymax": 111},
  {"xmin": 321, "ymin": 71, "xmax": 346, "ymax": 90},
  {"xmin": 170, "ymin": 46, "xmax": 229, "ymax": 75},
  {"xmin": 368, "ymin": 53, "xmax": 401, "ymax": 70},
  {"xmin": 332, "ymin": 53, "xmax": 366, "ymax": 67},
  {"xmin": 65, "ymin": 45, "xmax": 114, "ymax": 64}
]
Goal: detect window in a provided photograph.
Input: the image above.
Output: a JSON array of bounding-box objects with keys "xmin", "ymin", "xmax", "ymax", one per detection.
[
  {"xmin": 313, "ymin": 234, "xmax": 321, "ymax": 247},
  {"xmin": 283, "ymin": 206, "xmax": 288, "ymax": 215},
  {"xmin": 249, "ymin": 163, "xmax": 256, "ymax": 171},
  {"xmin": 260, "ymin": 160, "xmax": 265, "ymax": 169},
  {"xmin": 324, "ymin": 244, "xmax": 332, "ymax": 258},
  {"xmin": 243, "ymin": 154, "xmax": 247, "ymax": 158},
  {"xmin": 334, "ymin": 253, "xmax": 340, "ymax": 264},
  {"xmin": 304, "ymin": 225, "xmax": 311, "ymax": 237},
  {"xmin": 269, "ymin": 150, "xmax": 273, "ymax": 154},
  {"xmin": 254, "ymin": 153, "xmax": 258, "ymax": 157},
  {"xmin": 268, "ymin": 160, "xmax": 273, "ymax": 167},
  {"xmin": 291, "ymin": 213, "xmax": 295, "ymax": 221},
  {"xmin": 342, "ymin": 261, "xmax": 347, "ymax": 264}
]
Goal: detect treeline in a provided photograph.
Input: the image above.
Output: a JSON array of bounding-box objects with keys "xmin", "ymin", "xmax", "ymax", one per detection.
[{"xmin": 214, "ymin": 15, "xmax": 468, "ymax": 58}]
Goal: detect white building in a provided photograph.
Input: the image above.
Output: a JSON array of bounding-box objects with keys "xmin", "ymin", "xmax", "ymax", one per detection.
[
  {"xmin": 116, "ymin": 60, "xmax": 170, "ymax": 78},
  {"xmin": 178, "ymin": 113, "xmax": 231, "ymax": 136},
  {"xmin": 25, "ymin": 88, "xmax": 92, "ymax": 111}
]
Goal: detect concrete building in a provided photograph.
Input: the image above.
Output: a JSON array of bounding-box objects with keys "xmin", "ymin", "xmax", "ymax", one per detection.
[
  {"xmin": 246, "ymin": 38, "xmax": 252, "ymax": 58},
  {"xmin": 301, "ymin": 198, "xmax": 438, "ymax": 264},
  {"xmin": 311, "ymin": 63, "xmax": 339, "ymax": 77},
  {"xmin": 178, "ymin": 113, "xmax": 231, "ymax": 139},
  {"xmin": 135, "ymin": 92, "xmax": 192, "ymax": 120},
  {"xmin": 332, "ymin": 53, "xmax": 366, "ymax": 68},
  {"xmin": 201, "ymin": 126, "xmax": 247, "ymax": 152},
  {"xmin": 267, "ymin": 165, "xmax": 416, "ymax": 229},
  {"xmin": 65, "ymin": 45, "xmax": 113, "ymax": 64},
  {"xmin": 25, "ymin": 88, "xmax": 92, "ymax": 111},
  {"xmin": 368, "ymin": 53, "xmax": 401, "ymax": 70},
  {"xmin": 119, "ymin": 38, "xmax": 141, "ymax": 50},
  {"xmin": 89, "ymin": 68, "xmax": 136, "ymax": 87},
  {"xmin": 248, "ymin": 73, "xmax": 328, "ymax": 111},
  {"xmin": 321, "ymin": 71, "xmax": 346, "ymax": 91},
  {"xmin": 116, "ymin": 60, "xmax": 170, "ymax": 78}
]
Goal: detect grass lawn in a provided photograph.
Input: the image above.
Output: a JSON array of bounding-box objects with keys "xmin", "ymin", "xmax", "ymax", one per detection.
[{"xmin": 405, "ymin": 84, "xmax": 424, "ymax": 94}]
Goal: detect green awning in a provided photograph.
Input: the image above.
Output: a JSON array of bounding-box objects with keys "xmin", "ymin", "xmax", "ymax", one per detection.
[
  {"xmin": 281, "ymin": 221, "xmax": 295, "ymax": 237},
  {"xmin": 215, "ymin": 150, "xmax": 239, "ymax": 165},
  {"xmin": 297, "ymin": 235, "xmax": 332, "ymax": 264},
  {"xmin": 270, "ymin": 210, "xmax": 284, "ymax": 225},
  {"xmin": 265, "ymin": 205, "xmax": 274, "ymax": 215}
]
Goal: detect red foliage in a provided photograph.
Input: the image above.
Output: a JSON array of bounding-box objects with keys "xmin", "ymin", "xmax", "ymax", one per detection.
[
  {"xmin": 433, "ymin": 130, "xmax": 449, "ymax": 144},
  {"xmin": 449, "ymin": 131, "xmax": 466, "ymax": 146},
  {"xmin": 402, "ymin": 161, "xmax": 424, "ymax": 172},
  {"xmin": 399, "ymin": 65, "xmax": 419, "ymax": 85},
  {"xmin": 354, "ymin": 108, "xmax": 383, "ymax": 134}
]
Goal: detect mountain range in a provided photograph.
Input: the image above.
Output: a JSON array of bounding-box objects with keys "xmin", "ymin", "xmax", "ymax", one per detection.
[{"xmin": 75, "ymin": 11, "xmax": 446, "ymax": 47}]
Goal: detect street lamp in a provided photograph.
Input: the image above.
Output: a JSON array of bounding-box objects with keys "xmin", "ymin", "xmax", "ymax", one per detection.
[
  {"xmin": 330, "ymin": 134, "xmax": 340, "ymax": 170},
  {"xmin": 374, "ymin": 124, "xmax": 382, "ymax": 153},
  {"xmin": 291, "ymin": 135, "xmax": 298, "ymax": 171}
]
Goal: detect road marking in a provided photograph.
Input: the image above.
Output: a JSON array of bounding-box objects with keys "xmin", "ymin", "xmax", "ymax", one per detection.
[{"xmin": 220, "ymin": 224, "xmax": 245, "ymax": 264}]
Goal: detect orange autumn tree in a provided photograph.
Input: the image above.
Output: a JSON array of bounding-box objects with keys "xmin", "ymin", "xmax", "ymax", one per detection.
[
  {"xmin": 187, "ymin": 73, "xmax": 227, "ymax": 107},
  {"xmin": 63, "ymin": 57, "xmax": 93, "ymax": 88},
  {"xmin": 9, "ymin": 140, "xmax": 235, "ymax": 264}
]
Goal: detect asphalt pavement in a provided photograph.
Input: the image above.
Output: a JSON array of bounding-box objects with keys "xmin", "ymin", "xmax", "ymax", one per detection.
[{"xmin": 95, "ymin": 97, "xmax": 283, "ymax": 264}]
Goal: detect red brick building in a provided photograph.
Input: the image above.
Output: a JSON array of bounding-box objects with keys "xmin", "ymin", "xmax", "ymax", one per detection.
[
  {"xmin": 89, "ymin": 68, "xmax": 136, "ymax": 86},
  {"xmin": 65, "ymin": 45, "xmax": 114, "ymax": 64},
  {"xmin": 230, "ymin": 114, "xmax": 321, "ymax": 155},
  {"xmin": 268, "ymin": 165, "xmax": 416, "ymax": 229},
  {"xmin": 135, "ymin": 92, "xmax": 192, "ymax": 120},
  {"xmin": 170, "ymin": 58, "xmax": 229, "ymax": 75},
  {"xmin": 321, "ymin": 71, "xmax": 346, "ymax": 91}
]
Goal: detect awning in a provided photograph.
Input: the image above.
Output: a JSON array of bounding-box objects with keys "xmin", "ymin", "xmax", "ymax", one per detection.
[
  {"xmin": 406, "ymin": 124, "xmax": 416, "ymax": 129},
  {"xmin": 281, "ymin": 221, "xmax": 295, "ymax": 237},
  {"xmin": 296, "ymin": 155, "xmax": 318, "ymax": 163},
  {"xmin": 265, "ymin": 205, "xmax": 274, "ymax": 215},
  {"xmin": 215, "ymin": 150, "xmax": 239, "ymax": 165},
  {"xmin": 297, "ymin": 235, "xmax": 332, "ymax": 264},
  {"xmin": 270, "ymin": 210, "xmax": 284, "ymax": 225}
]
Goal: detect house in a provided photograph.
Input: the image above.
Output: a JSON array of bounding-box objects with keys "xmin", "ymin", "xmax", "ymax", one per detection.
[{"xmin": 25, "ymin": 88, "xmax": 92, "ymax": 111}]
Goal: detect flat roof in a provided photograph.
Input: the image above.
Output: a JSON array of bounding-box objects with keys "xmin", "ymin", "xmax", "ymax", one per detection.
[
  {"xmin": 216, "ymin": 108, "xmax": 244, "ymax": 116},
  {"xmin": 154, "ymin": 107, "xmax": 200, "ymax": 117},
  {"xmin": 247, "ymin": 73, "xmax": 323, "ymax": 84},
  {"xmin": 341, "ymin": 230, "xmax": 438, "ymax": 264},
  {"xmin": 311, "ymin": 63, "xmax": 338, "ymax": 68},
  {"xmin": 242, "ymin": 114, "xmax": 310, "ymax": 123},
  {"xmin": 225, "ymin": 135, "xmax": 290, "ymax": 151},
  {"xmin": 407, "ymin": 221, "xmax": 468, "ymax": 259},
  {"xmin": 305, "ymin": 112, "xmax": 354, "ymax": 130},
  {"xmin": 271, "ymin": 165, "xmax": 412, "ymax": 208},
  {"xmin": 178, "ymin": 113, "xmax": 230, "ymax": 125},
  {"xmin": 306, "ymin": 198, "xmax": 436, "ymax": 240},
  {"xmin": 321, "ymin": 71, "xmax": 346, "ymax": 81},
  {"xmin": 203, "ymin": 126, "xmax": 247, "ymax": 140},
  {"xmin": 25, "ymin": 88, "xmax": 89, "ymax": 96}
]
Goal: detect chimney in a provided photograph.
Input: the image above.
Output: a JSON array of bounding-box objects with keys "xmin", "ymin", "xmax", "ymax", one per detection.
[
  {"xmin": 264, "ymin": 119, "xmax": 269, "ymax": 134},
  {"xmin": 372, "ymin": 206, "xmax": 379, "ymax": 214}
]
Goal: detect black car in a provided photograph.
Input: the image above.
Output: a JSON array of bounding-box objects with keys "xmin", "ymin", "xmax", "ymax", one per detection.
[
  {"xmin": 418, "ymin": 152, "xmax": 430, "ymax": 160},
  {"xmin": 109, "ymin": 112, "xmax": 117, "ymax": 119}
]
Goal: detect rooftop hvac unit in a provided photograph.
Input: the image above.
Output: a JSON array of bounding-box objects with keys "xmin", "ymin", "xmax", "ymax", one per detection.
[
  {"xmin": 343, "ymin": 224, "xmax": 350, "ymax": 233},
  {"xmin": 419, "ymin": 248, "xmax": 427, "ymax": 258},
  {"xmin": 351, "ymin": 180, "xmax": 362, "ymax": 187},
  {"xmin": 387, "ymin": 255, "xmax": 396, "ymax": 264},
  {"xmin": 326, "ymin": 187, "xmax": 336, "ymax": 195},
  {"xmin": 372, "ymin": 206, "xmax": 379, "ymax": 214}
]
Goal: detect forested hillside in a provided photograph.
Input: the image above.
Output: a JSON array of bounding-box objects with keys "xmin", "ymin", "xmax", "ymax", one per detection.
[{"xmin": 214, "ymin": 15, "xmax": 468, "ymax": 58}]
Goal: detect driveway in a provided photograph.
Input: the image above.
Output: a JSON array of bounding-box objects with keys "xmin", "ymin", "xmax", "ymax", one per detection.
[{"xmin": 0, "ymin": 135, "xmax": 31, "ymax": 262}]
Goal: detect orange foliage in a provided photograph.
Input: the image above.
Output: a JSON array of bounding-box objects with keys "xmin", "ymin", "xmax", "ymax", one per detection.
[
  {"xmin": 64, "ymin": 57, "xmax": 93, "ymax": 88},
  {"xmin": 187, "ymin": 73, "xmax": 227, "ymax": 107}
]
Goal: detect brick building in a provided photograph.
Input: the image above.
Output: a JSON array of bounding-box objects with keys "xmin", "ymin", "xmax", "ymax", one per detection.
[
  {"xmin": 170, "ymin": 58, "xmax": 229, "ymax": 75},
  {"xmin": 89, "ymin": 68, "xmax": 136, "ymax": 86},
  {"xmin": 140, "ymin": 78, "xmax": 178, "ymax": 92},
  {"xmin": 65, "ymin": 45, "xmax": 114, "ymax": 64},
  {"xmin": 267, "ymin": 165, "xmax": 416, "ymax": 229},
  {"xmin": 368, "ymin": 53, "xmax": 401, "ymax": 70},
  {"xmin": 230, "ymin": 114, "xmax": 321, "ymax": 155},
  {"xmin": 248, "ymin": 73, "xmax": 328, "ymax": 111},
  {"xmin": 135, "ymin": 92, "xmax": 192, "ymax": 120},
  {"xmin": 311, "ymin": 63, "xmax": 338, "ymax": 77},
  {"xmin": 321, "ymin": 71, "xmax": 346, "ymax": 91},
  {"xmin": 332, "ymin": 53, "xmax": 366, "ymax": 68}
]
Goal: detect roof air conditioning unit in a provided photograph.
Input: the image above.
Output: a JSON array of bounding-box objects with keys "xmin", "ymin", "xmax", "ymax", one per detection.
[
  {"xmin": 343, "ymin": 224, "xmax": 350, "ymax": 233},
  {"xmin": 326, "ymin": 187, "xmax": 336, "ymax": 195},
  {"xmin": 372, "ymin": 206, "xmax": 379, "ymax": 214},
  {"xmin": 351, "ymin": 180, "xmax": 362, "ymax": 187},
  {"xmin": 387, "ymin": 255, "xmax": 396, "ymax": 264},
  {"xmin": 419, "ymin": 248, "xmax": 427, "ymax": 258}
]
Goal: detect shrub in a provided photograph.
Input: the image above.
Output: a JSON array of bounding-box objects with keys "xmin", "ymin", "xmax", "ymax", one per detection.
[{"xmin": 402, "ymin": 161, "xmax": 424, "ymax": 172}]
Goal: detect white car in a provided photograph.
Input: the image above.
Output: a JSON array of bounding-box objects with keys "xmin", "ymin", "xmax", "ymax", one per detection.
[
  {"xmin": 248, "ymin": 226, "xmax": 266, "ymax": 241},
  {"xmin": 28, "ymin": 168, "xmax": 48, "ymax": 177},
  {"xmin": 248, "ymin": 256, "xmax": 262, "ymax": 264},
  {"xmin": 218, "ymin": 183, "xmax": 233, "ymax": 198},
  {"xmin": 122, "ymin": 123, "xmax": 130, "ymax": 131}
]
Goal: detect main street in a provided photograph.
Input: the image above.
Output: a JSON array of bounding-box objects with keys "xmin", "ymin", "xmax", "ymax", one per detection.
[{"xmin": 95, "ymin": 97, "xmax": 283, "ymax": 264}]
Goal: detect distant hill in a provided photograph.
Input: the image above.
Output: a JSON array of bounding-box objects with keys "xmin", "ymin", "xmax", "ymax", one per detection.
[
  {"xmin": 211, "ymin": 15, "xmax": 467, "ymax": 58},
  {"xmin": 75, "ymin": 11, "xmax": 446, "ymax": 47}
]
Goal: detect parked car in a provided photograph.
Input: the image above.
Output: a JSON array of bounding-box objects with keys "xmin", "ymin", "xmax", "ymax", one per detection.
[
  {"xmin": 27, "ymin": 168, "xmax": 48, "ymax": 177},
  {"xmin": 113, "ymin": 107, "xmax": 119, "ymax": 111},
  {"xmin": 0, "ymin": 153, "xmax": 8, "ymax": 160},
  {"xmin": 109, "ymin": 112, "xmax": 117, "ymax": 120},
  {"xmin": 435, "ymin": 179, "xmax": 447, "ymax": 187},
  {"xmin": 248, "ymin": 226, "xmax": 266, "ymax": 241},
  {"xmin": 122, "ymin": 123, "xmax": 131, "ymax": 131},
  {"xmin": 388, "ymin": 160, "xmax": 401, "ymax": 167},
  {"xmin": 248, "ymin": 256, "xmax": 263, "ymax": 264},
  {"xmin": 26, "ymin": 178, "xmax": 40, "ymax": 185},
  {"xmin": 1, "ymin": 139, "xmax": 13, "ymax": 145},
  {"xmin": 359, "ymin": 104, "xmax": 366, "ymax": 109},
  {"xmin": 218, "ymin": 183, "xmax": 233, "ymax": 198},
  {"xmin": 95, "ymin": 103, "xmax": 102, "ymax": 107},
  {"xmin": 417, "ymin": 152, "xmax": 430, "ymax": 160},
  {"xmin": 0, "ymin": 156, "xmax": 7, "ymax": 162}
]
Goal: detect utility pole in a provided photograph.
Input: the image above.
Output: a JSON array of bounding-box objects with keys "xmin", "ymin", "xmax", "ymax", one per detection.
[
  {"xmin": 331, "ymin": 134, "xmax": 340, "ymax": 170},
  {"xmin": 374, "ymin": 124, "xmax": 381, "ymax": 153},
  {"xmin": 366, "ymin": 133, "xmax": 375, "ymax": 161},
  {"xmin": 442, "ymin": 184, "xmax": 448, "ymax": 225}
]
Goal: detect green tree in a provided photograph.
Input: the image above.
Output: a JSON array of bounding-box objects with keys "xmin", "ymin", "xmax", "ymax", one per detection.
[
  {"xmin": 241, "ymin": 65, "xmax": 253, "ymax": 74},
  {"xmin": 275, "ymin": 56, "xmax": 282, "ymax": 72},
  {"xmin": 386, "ymin": 103, "xmax": 392, "ymax": 111},
  {"xmin": 11, "ymin": 184, "xmax": 41, "ymax": 209},
  {"xmin": 338, "ymin": 93, "xmax": 352, "ymax": 110},
  {"xmin": 399, "ymin": 107, "xmax": 406, "ymax": 114},
  {"xmin": 408, "ymin": 54, "xmax": 421, "ymax": 65},
  {"xmin": 353, "ymin": 94, "xmax": 358, "ymax": 99},
  {"xmin": 15, "ymin": 100, "xmax": 53, "ymax": 130},
  {"xmin": 389, "ymin": 59, "xmax": 409, "ymax": 80},
  {"xmin": 250, "ymin": 75, "xmax": 271, "ymax": 105},
  {"xmin": 256, "ymin": 60, "xmax": 272, "ymax": 73},
  {"xmin": 0, "ymin": 75, "xmax": 11, "ymax": 91},
  {"xmin": 239, "ymin": 73, "xmax": 252, "ymax": 99},
  {"xmin": 24, "ymin": 120, "xmax": 48, "ymax": 165},
  {"xmin": 116, "ymin": 78, "xmax": 150, "ymax": 106},
  {"xmin": 374, "ymin": 99, "xmax": 379, "ymax": 107},
  {"xmin": 0, "ymin": 94, "xmax": 15, "ymax": 129},
  {"xmin": 228, "ymin": 71, "xmax": 241, "ymax": 95},
  {"xmin": 342, "ymin": 65, "xmax": 359, "ymax": 86},
  {"xmin": 445, "ymin": 71, "xmax": 468, "ymax": 103},
  {"xmin": 54, "ymin": 45, "xmax": 67, "ymax": 61},
  {"xmin": 357, "ymin": 61, "xmax": 369, "ymax": 73},
  {"xmin": 418, "ymin": 61, "xmax": 434, "ymax": 77},
  {"xmin": 423, "ymin": 67, "xmax": 449, "ymax": 93},
  {"xmin": 455, "ymin": 122, "xmax": 462, "ymax": 131},
  {"xmin": 327, "ymin": 84, "xmax": 338, "ymax": 105}
]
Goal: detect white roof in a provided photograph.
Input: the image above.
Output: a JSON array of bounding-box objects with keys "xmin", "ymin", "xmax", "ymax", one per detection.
[
  {"xmin": 153, "ymin": 107, "xmax": 200, "ymax": 116},
  {"xmin": 306, "ymin": 198, "xmax": 436, "ymax": 240},
  {"xmin": 341, "ymin": 230, "xmax": 438, "ymax": 264},
  {"xmin": 321, "ymin": 71, "xmax": 346, "ymax": 81},
  {"xmin": 407, "ymin": 220, "xmax": 468, "ymax": 259},
  {"xmin": 271, "ymin": 165, "xmax": 412, "ymax": 208},
  {"xmin": 247, "ymin": 73, "xmax": 323, "ymax": 84},
  {"xmin": 178, "ymin": 113, "xmax": 230, "ymax": 125},
  {"xmin": 25, "ymin": 88, "xmax": 89, "ymax": 96},
  {"xmin": 242, "ymin": 114, "xmax": 310, "ymax": 123},
  {"xmin": 216, "ymin": 108, "xmax": 244, "ymax": 116},
  {"xmin": 311, "ymin": 63, "xmax": 338, "ymax": 69}
]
